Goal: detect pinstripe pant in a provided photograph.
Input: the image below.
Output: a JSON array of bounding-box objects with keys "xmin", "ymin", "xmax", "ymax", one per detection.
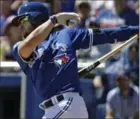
[{"xmin": 41, "ymin": 92, "xmax": 88, "ymax": 119}]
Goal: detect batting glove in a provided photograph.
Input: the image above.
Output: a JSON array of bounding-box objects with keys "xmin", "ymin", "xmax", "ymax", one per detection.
[{"xmin": 50, "ymin": 12, "xmax": 80, "ymax": 26}]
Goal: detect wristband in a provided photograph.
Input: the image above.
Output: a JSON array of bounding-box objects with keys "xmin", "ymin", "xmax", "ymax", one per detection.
[{"xmin": 49, "ymin": 15, "xmax": 58, "ymax": 25}]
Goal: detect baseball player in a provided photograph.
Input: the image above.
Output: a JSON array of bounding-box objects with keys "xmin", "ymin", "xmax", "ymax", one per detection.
[{"xmin": 11, "ymin": 2, "xmax": 138, "ymax": 119}]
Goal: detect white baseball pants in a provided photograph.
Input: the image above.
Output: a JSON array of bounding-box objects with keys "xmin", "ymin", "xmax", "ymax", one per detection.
[{"xmin": 40, "ymin": 92, "xmax": 88, "ymax": 119}]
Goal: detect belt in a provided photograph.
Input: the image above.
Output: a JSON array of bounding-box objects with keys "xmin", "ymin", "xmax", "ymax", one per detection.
[{"xmin": 40, "ymin": 95, "xmax": 64, "ymax": 109}]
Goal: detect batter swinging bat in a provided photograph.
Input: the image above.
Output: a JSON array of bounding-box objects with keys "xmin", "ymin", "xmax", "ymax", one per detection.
[{"xmin": 78, "ymin": 34, "xmax": 138, "ymax": 77}]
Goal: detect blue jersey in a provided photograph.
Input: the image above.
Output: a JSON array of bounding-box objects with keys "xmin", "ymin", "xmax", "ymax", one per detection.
[{"xmin": 12, "ymin": 26, "xmax": 138, "ymax": 100}]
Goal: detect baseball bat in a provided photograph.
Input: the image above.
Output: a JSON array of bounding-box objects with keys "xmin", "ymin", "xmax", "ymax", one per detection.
[{"xmin": 78, "ymin": 34, "xmax": 138, "ymax": 77}]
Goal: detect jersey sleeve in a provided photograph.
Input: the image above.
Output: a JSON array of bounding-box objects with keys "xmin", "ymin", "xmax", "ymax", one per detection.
[
  {"xmin": 62, "ymin": 26, "xmax": 138, "ymax": 50},
  {"xmin": 63, "ymin": 27, "xmax": 93, "ymax": 49},
  {"xmin": 12, "ymin": 42, "xmax": 29, "ymax": 74},
  {"xmin": 92, "ymin": 26, "xmax": 138, "ymax": 45},
  {"xmin": 12, "ymin": 41, "xmax": 40, "ymax": 74}
]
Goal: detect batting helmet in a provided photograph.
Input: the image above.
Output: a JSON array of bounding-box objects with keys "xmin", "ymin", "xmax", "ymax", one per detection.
[{"xmin": 12, "ymin": 2, "xmax": 49, "ymax": 27}]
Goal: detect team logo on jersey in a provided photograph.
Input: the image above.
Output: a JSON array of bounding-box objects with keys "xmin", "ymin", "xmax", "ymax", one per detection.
[
  {"xmin": 52, "ymin": 42, "xmax": 67, "ymax": 52},
  {"xmin": 52, "ymin": 42, "xmax": 69, "ymax": 68},
  {"xmin": 54, "ymin": 55, "xmax": 69, "ymax": 68}
]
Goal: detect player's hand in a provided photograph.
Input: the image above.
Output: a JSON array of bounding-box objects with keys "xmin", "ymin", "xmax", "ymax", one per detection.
[{"xmin": 55, "ymin": 12, "xmax": 80, "ymax": 26}]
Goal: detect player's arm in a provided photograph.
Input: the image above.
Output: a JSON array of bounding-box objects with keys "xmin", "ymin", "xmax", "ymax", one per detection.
[
  {"xmin": 18, "ymin": 13, "xmax": 80, "ymax": 59},
  {"xmin": 64, "ymin": 26, "xmax": 138, "ymax": 50},
  {"xmin": 92, "ymin": 26, "xmax": 138, "ymax": 45},
  {"xmin": 19, "ymin": 19, "xmax": 54, "ymax": 59}
]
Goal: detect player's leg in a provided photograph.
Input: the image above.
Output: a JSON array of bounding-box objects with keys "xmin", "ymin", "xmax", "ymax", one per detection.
[
  {"xmin": 58, "ymin": 92, "xmax": 88, "ymax": 118},
  {"xmin": 42, "ymin": 105, "xmax": 61, "ymax": 119}
]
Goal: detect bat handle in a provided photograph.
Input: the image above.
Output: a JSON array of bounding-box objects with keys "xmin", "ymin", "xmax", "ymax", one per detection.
[{"xmin": 79, "ymin": 61, "xmax": 100, "ymax": 77}]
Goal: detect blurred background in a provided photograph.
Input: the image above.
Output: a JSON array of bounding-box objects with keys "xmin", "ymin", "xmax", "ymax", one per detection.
[{"xmin": 0, "ymin": 0, "xmax": 139, "ymax": 119}]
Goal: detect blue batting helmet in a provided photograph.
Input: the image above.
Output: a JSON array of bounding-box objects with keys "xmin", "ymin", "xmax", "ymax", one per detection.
[{"xmin": 12, "ymin": 2, "xmax": 49, "ymax": 27}]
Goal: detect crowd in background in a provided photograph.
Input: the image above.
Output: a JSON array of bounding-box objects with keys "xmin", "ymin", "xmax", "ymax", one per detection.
[{"xmin": 0, "ymin": 0, "xmax": 139, "ymax": 119}]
